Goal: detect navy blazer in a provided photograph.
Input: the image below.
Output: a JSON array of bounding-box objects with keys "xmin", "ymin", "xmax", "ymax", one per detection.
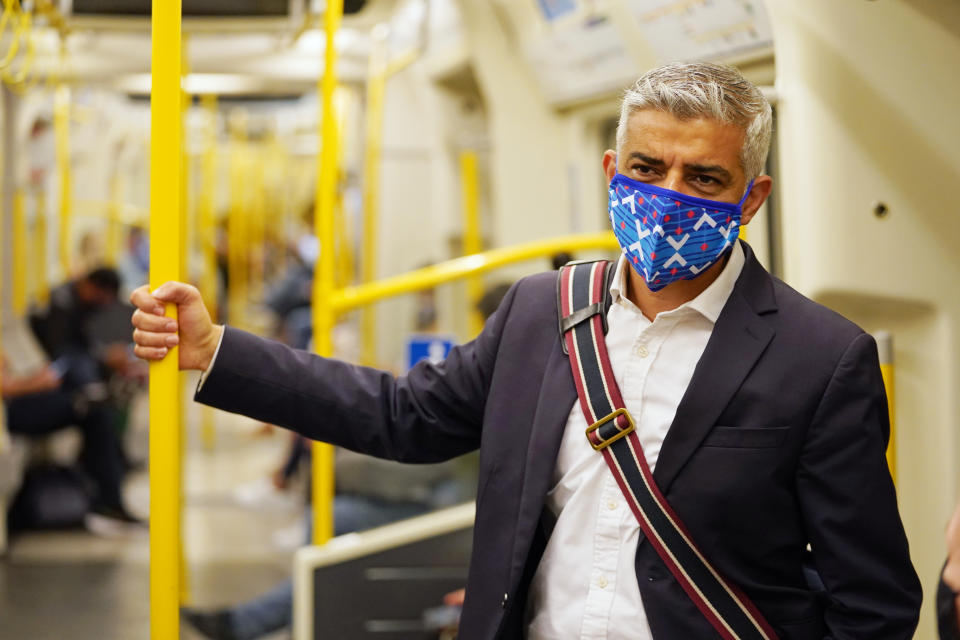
[{"xmin": 197, "ymin": 244, "xmax": 921, "ymax": 639}]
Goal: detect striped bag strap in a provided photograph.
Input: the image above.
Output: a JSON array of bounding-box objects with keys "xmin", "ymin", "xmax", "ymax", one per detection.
[{"xmin": 557, "ymin": 260, "xmax": 779, "ymax": 640}]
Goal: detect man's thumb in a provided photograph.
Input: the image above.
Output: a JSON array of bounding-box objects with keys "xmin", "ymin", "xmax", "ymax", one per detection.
[{"xmin": 152, "ymin": 281, "xmax": 196, "ymax": 305}]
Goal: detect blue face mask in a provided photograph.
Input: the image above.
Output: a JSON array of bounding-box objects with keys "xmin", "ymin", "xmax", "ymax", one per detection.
[{"xmin": 608, "ymin": 173, "xmax": 753, "ymax": 292}]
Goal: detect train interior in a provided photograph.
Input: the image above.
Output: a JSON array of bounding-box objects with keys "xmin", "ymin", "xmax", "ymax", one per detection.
[{"xmin": 0, "ymin": 0, "xmax": 958, "ymax": 638}]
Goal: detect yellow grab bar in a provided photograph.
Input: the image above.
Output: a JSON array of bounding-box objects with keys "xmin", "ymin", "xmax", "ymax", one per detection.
[
  {"xmin": 331, "ymin": 232, "xmax": 619, "ymax": 314},
  {"xmin": 311, "ymin": 0, "xmax": 343, "ymax": 546},
  {"xmin": 148, "ymin": 0, "xmax": 183, "ymax": 637}
]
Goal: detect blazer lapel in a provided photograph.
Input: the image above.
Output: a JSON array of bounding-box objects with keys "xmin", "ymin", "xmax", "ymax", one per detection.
[
  {"xmin": 508, "ymin": 338, "xmax": 577, "ymax": 586},
  {"xmin": 652, "ymin": 248, "xmax": 777, "ymax": 495}
]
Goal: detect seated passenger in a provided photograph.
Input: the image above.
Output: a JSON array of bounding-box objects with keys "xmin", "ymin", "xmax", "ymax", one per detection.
[{"xmin": 2, "ymin": 336, "xmax": 137, "ymax": 526}]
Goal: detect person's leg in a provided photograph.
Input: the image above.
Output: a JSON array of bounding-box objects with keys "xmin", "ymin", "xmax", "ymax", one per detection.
[
  {"xmin": 6, "ymin": 391, "xmax": 76, "ymax": 437},
  {"xmin": 224, "ymin": 580, "xmax": 294, "ymax": 640},
  {"xmin": 8, "ymin": 389, "xmax": 130, "ymax": 518},
  {"xmin": 76, "ymin": 404, "xmax": 127, "ymax": 514},
  {"xmin": 187, "ymin": 497, "xmax": 433, "ymax": 640},
  {"xmin": 333, "ymin": 494, "xmax": 431, "ymax": 535}
]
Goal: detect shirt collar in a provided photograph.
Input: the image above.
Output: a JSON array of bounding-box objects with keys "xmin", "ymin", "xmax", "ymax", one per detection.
[{"xmin": 609, "ymin": 240, "xmax": 745, "ymax": 324}]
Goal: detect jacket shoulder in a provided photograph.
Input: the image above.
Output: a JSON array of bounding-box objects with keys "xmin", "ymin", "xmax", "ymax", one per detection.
[{"xmin": 769, "ymin": 276, "xmax": 868, "ymax": 348}]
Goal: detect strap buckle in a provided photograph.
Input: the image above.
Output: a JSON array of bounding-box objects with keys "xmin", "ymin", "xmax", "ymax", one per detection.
[{"xmin": 585, "ymin": 408, "xmax": 635, "ymax": 451}]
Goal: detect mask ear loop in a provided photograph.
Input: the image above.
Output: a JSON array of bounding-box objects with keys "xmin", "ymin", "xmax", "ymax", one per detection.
[{"xmin": 737, "ymin": 179, "xmax": 755, "ymax": 208}]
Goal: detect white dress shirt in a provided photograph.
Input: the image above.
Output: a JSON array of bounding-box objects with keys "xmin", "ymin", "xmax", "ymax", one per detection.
[{"xmin": 524, "ymin": 242, "xmax": 745, "ymax": 639}]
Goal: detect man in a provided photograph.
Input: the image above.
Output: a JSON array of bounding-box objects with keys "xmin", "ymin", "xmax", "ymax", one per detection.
[{"xmin": 131, "ymin": 63, "xmax": 921, "ymax": 638}]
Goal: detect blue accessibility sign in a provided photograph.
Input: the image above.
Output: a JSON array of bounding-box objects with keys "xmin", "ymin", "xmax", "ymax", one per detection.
[{"xmin": 405, "ymin": 334, "xmax": 456, "ymax": 371}]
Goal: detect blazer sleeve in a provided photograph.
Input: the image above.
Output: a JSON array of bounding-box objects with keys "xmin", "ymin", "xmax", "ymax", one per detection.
[
  {"xmin": 795, "ymin": 331, "xmax": 922, "ymax": 639},
  {"xmin": 194, "ymin": 281, "xmax": 521, "ymax": 464}
]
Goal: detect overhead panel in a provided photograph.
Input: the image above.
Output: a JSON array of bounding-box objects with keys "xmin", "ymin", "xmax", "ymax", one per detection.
[
  {"xmin": 520, "ymin": 5, "xmax": 640, "ymax": 106},
  {"xmin": 626, "ymin": 0, "xmax": 773, "ymax": 62}
]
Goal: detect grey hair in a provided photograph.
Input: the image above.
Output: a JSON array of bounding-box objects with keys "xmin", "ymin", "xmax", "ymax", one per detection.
[{"xmin": 616, "ymin": 62, "xmax": 772, "ymax": 182}]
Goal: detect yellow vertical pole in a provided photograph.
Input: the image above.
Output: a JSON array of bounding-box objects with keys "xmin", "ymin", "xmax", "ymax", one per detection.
[
  {"xmin": 149, "ymin": 1, "xmax": 183, "ymax": 637},
  {"xmin": 248, "ymin": 152, "xmax": 265, "ymax": 304},
  {"xmin": 11, "ymin": 188, "xmax": 26, "ymax": 315},
  {"xmin": 227, "ymin": 112, "xmax": 248, "ymax": 328},
  {"xmin": 54, "ymin": 83, "xmax": 71, "ymax": 278},
  {"xmin": 0, "ymin": 107, "xmax": 5, "ymax": 459},
  {"xmin": 312, "ymin": 0, "xmax": 343, "ymax": 546},
  {"xmin": 876, "ymin": 331, "xmax": 895, "ymax": 483},
  {"xmin": 33, "ymin": 189, "xmax": 48, "ymax": 307},
  {"xmin": 333, "ymin": 88, "xmax": 353, "ymax": 289},
  {"xmin": 198, "ymin": 94, "xmax": 218, "ymax": 450},
  {"xmin": 460, "ymin": 151, "xmax": 483, "ymax": 336},
  {"xmin": 359, "ymin": 30, "xmax": 387, "ymax": 366},
  {"xmin": 106, "ymin": 174, "xmax": 122, "ymax": 266}
]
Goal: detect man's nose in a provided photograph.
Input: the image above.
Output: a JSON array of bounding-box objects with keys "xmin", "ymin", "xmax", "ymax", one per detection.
[{"xmin": 661, "ymin": 170, "xmax": 685, "ymax": 194}]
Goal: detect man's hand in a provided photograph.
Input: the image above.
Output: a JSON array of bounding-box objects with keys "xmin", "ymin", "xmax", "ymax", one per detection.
[
  {"xmin": 31, "ymin": 367, "xmax": 63, "ymax": 393},
  {"xmin": 130, "ymin": 282, "xmax": 222, "ymax": 371}
]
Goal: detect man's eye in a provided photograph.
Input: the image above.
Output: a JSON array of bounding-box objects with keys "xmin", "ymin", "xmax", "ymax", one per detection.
[
  {"xmin": 632, "ymin": 165, "xmax": 655, "ymax": 175},
  {"xmin": 693, "ymin": 175, "xmax": 717, "ymax": 186}
]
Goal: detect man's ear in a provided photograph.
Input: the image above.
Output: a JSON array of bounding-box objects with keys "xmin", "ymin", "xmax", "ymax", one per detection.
[
  {"xmin": 602, "ymin": 150, "xmax": 617, "ymax": 183},
  {"xmin": 741, "ymin": 175, "xmax": 773, "ymax": 226}
]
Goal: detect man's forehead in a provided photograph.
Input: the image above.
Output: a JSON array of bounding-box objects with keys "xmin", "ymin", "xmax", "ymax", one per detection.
[{"xmin": 622, "ymin": 110, "xmax": 744, "ymax": 166}]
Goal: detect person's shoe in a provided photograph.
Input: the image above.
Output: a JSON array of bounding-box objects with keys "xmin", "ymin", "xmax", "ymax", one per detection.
[
  {"xmin": 181, "ymin": 607, "xmax": 238, "ymax": 640},
  {"xmin": 84, "ymin": 503, "xmax": 147, "ymax": 538}
]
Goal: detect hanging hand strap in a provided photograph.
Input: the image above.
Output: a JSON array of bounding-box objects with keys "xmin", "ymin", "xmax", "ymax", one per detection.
[{"xmin": 558, "ymin": 260, "xmax": 778, "ymax": 640}]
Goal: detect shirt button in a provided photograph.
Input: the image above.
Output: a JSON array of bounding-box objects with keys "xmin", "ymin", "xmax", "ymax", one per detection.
[
  {"xmin": 597, "ymin": 575, "xmax": 609, "ymax": 589},
  {"xmin": 607, "ymin": 499, "xmax": 618, "ymax": 510},
  {"xmin": 636, "ymin": 344, "xmax": 649, "ymax": 358}
]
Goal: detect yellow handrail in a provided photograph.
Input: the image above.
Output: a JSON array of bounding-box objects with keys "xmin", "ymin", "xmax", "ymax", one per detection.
[
  {"xmin": 0, "ymin": 0, "xmax": 25, "ymax": 71},
  {"xmin": 149, "ymin": 0, "xmax": 183, "ymax": 637},
  {"xmin": 311, "ymin": 0, "xmax": 343, "ymax": 546},
  {"xmin": 332, "ymin": 233, "xmax": 619, "ymax": 314}
]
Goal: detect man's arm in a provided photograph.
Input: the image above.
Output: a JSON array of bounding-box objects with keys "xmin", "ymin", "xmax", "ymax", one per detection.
[
  {"xmin": 131, "ymin": 280, "xmax": 519, "ymax": 463},
  {"xmin": 796, "ymin": 332, "xmax": 922, "ymax": 639}
]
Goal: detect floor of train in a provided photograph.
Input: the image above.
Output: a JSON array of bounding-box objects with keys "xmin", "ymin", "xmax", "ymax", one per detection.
[{"xmin": 0, "ymin": 390, "xmax": 303, "ymax": 640}]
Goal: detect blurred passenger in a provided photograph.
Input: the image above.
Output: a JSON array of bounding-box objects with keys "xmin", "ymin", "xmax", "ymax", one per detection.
[
  {"xmin": 117, "ymin": 226, "xmax": 150, "ymax": 297},
  {"xmin": 2, "ymin": 320, "xmax": 136, "ymax": 526},
  {"xmin": 31, "ymin": 267, "xmax": 129, "ymax": 388},
  {"xmin": 31, "ymin": 266, "xmax": 144, "ymax": 472},
  {"xmin": 135, "ymin": 62, "xmax": 921, "ymax": 639}
]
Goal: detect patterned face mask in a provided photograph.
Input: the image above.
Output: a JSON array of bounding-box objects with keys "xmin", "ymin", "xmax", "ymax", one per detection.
[{"xmin": 608, "ymin": 173, "xmax": 753, "ymax": 291}]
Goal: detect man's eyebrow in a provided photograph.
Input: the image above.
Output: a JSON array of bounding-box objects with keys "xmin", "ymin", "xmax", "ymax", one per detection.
[
  {"xmin": 627, "ymin": 151, "xmax": 664, "ymax": 166},
  {"xmin": 686, "ymin": 163, "xmax": 733, "ymax": 182}
]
